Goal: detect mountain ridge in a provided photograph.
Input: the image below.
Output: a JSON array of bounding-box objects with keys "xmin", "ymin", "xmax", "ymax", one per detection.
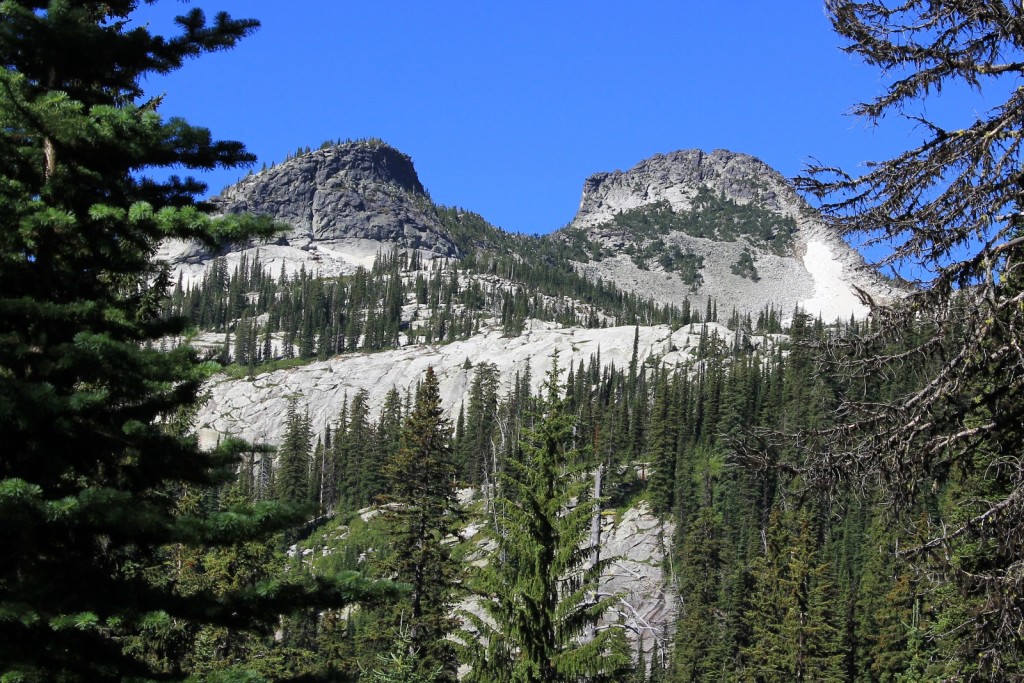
[
  {"xmin": 159, "ymin": 139, "xmax": 897, "ymax": 320},
  {"xmin": 558, "ymin": 148, "xmax": 897, "ymax": 320}
]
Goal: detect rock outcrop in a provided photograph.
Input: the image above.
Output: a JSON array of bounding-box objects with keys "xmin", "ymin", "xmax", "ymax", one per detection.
[
  {"xmin": 158, "ymin": 141, "xmax": 898, "ymax": 321},
  {"xmin": 194, "ymin": 321, "xmax": 746, "ymax": 449},
  {"xmin": 157, "ymin": 140, "xmax": 456, "ymax": 286},
  {"xmin": 565, "ymin": 149, "xmax": 901, "ymax": 321},
  {"xmin": 573, "ymin": 149, "xmax": 795, "ymax": 229},
  {"xmin": 600, "ymin": 504, "xmax": 676, "ymax": 662},
  {"xmin": 212, "ymin": 140, "xmax": 454, "ymax": 254},
  {"xmin": 199, "ymin": 322, "xmax": 691, "ymax": 661}
]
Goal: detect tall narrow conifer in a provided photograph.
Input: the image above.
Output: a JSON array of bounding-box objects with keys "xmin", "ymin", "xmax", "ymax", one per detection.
[
  {"xmin": 459, "ymin": 360, "xmax": 630, "ymax": 683},
  {"xmin": 378, "ymin": 367, "xmax": 461, "ymax": 681}
]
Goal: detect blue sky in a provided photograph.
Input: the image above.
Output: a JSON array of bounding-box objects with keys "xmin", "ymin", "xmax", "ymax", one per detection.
[{"xmin": 134, "ymin": 2, "xmax": 990, "ymax": 238}]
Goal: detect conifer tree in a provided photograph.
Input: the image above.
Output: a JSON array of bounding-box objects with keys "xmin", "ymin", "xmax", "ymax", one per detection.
[
  {"xmin": 793, "ymin": 3, "xmax": 1024, "ymax": 674},
  {"xmin": 331, "ymin": 389, "xmax": 378, "ymax": 511},
  {"xmin": 377, "ymin": 386, "xmax": 404, "ymax": 476},
  {"xmin": 743, "ymin": 509, "xmax": 845, "ymax": 682},
  {"xmin": 672, "ymin": 505, "xmax": 729, "ymax": 682},
  {"xmin": 275, "ymin": 398, "xmax": 312, "ymax": 505},
  {"xmin": 459, "ymin": 360, "xmax": 630, "ymax": 683},
  {"xmin": 378, "ymin": 367, "xmax": 462, "ymax": 681},
  {"xmin": 463, "ymin": 362, "xmax": 500, "ymax": 484},
  {"xmin": 646, "ymin": 366, "xmax": 677, "ymax": 514},
  {"xmin": 0, "ymin": 4, "xmax": 395, "ymax": 680}
]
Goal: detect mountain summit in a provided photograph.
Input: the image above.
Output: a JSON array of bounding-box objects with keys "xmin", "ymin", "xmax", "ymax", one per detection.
[
  {"xmin": 561, "ymin": 149, "xmax": 896, "ymax": 320},
  {"xmin": 211, "ymin": 139, "xmax": 454, "ymax": 253},
  {"xmin": 160, "ymin": 141, "xmax": 895, "ymax": 321},
  {"xmin": 573, "ymin": 149, "xmax": 796, "ymax": 228},
  {"xmin": 158, "ymin": 140, "xmax": 456, "ymax": 284}
]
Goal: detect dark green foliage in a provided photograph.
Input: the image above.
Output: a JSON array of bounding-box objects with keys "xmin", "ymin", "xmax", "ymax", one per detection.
[
  {"xmin": 333, "ymin": 389, "xmax": 379, "ymax": 511},
  {"xmin": 274, "ymin": 398, "xmax": 312, "ymax": 506},
  {"xmin": 622, "ymin": 237, "xmax": 704, "ymax": 287},
  {"xmin": 171, "ymin": 247, "xmax": 706, "ymax": 365},
  {"xmin": 160, "ymin": 304, "xmax": 1014, "ymax": 681},
  {"xmin": 1, "ymin": 8, "xmax": 1007, "ymax": 683},
  {"xmin": 0, "ymin": 4, "xmax": 402, "ymax": 680},
  {"xmin": 672, "ymin": 504, "xmax": 729, "ymax": 682},
  {"xmin": 359, "ymin": 630, "xmax": 444, "ymax": 683},
  {"xmin": 459, "ymin": 361, "xmax": 631, "ymax": 683},
  {"xmin": 742, "ymin": 508, "xmax": 845, "ymax": 682},
  {"xmin": 730, "ymin": 249, "xmax": 759, "ymax": 281},
  {"xmin": 376, "ymin": 367, "xmax": 462, "ymax": 681},
  {"xmin": 645, "ymin": 366, "xmax": 677, "ymax": 515},
  {"xmin": 438, "ymin": 208, "xmax": 699, "ymax": 330},
  {"xmin": 459, "ymin": 362, "xmax": 500, "ymax": 484}
]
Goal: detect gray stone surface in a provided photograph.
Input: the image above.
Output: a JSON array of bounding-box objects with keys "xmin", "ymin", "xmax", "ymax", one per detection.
[
  {"xmin": 158, "ymin": 142, "xmax": 901, "ymax": 322},
  {"xmin": 599, "ymin": 503, "xmax": 677, "ymax": 661},
  {"xmin": 158, "ymin": 140, "xmax": 457, "ymax": 278},
  {"xmin": 195, "ymin": 321, "xmax": 751, "ymax": 448},
  {"xmin": 566, "ymin": 149, "xmax": 902, "ymax": 320},
  {"xmin": 573, "ymin": 149, "xmax": 793, "ymax": 228},
  {"xmin": 213, "ymin": 141, "xmax": 455, "ymax": 254}
]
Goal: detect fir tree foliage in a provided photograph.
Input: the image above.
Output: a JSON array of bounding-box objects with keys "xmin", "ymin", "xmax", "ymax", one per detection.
[
  {"xmin": 0, "ymin": 3, "xmax": 394, "ymax": 681},
  {"xmin": 377, "ymin": 366, "xmax": 462, "ymax": 681},
  {"xmin": 459, "ymin": 359, "xmax": 631, "ymax": 683}
]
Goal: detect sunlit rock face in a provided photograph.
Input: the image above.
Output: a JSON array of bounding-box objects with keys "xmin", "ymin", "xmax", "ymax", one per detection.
[
  {"xmin": 211, "ymin": 140, "xmax": 454, "ymax": 253},
  {"xmin": 566, "ymin": 148, "xmax": 899, "ymax": 321},
  {"xmin": 157, "ymin": 140, "xmax": 455, "ymax": 287}
]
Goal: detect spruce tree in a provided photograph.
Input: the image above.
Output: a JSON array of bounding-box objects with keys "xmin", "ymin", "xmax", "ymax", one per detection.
[
  {"xmin": 0, "ymin": 4, "xmax": 394, "ymax": 680},
  {"xmin": 646, "ymin": 366, "xmax": 677, "ymax": 515},
  {"xmin": 274, "ymin": 398, "xmax": 312, "ymax": 506},
  {"xmin": 743, "ymin": 509, "xmax": 845, "ymax": 682},
  {"xmin": 464, "ymin": 362, "xmax": 499, "ymax": 484},
  {"xmin": 672, "ymin": 505, "xmax": 728, "ymax": 682},
  {"xmin": 459, "ymin": 360, "xmax": 631, "ymax": 683},
  {"xmin": 378, "ymin": 367, "xmax": 462, "ymax": 681}
]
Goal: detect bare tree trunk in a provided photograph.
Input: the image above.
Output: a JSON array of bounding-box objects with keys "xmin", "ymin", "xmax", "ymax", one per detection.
[{"xmin": 43, "ymin": 67, "xmax": 57, "ymax": 179}]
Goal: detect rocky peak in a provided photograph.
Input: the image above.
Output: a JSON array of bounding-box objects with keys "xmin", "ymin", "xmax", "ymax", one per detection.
[
  {"xmin": 209, "ymin": 139, "xmax": 456, "ymax": 256},
  {"xmin": 573, "ymin": 149, "xmax": 801, "ymax": 230},
  {"xmin": 563, "ymin": 149, "xmax": 901, "ymax": 321},
  {"xmin": 280, "ymin": 139, "xmax": 425, "ymax": 195}
]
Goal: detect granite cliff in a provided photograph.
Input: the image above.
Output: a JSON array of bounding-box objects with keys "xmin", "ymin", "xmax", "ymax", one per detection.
[
  {"xmin": 562, "ymin": 149, "xmax": 898, "ymax": 321},
  {"xmin": 158, "ymin": 140, "xmax": 456, "ymax": 286}
]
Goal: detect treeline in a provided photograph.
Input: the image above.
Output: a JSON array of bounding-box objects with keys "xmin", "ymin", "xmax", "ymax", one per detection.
[{"xmin": 166, "ymin": 245, "xmax": 771, "ymax": 367}]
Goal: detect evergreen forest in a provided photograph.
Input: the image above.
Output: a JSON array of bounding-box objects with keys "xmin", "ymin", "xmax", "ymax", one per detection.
[{"xmin": 2, "ymin": 2, "xmax": 1023, "ymax": 683}]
